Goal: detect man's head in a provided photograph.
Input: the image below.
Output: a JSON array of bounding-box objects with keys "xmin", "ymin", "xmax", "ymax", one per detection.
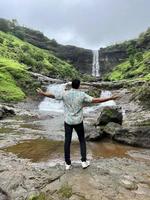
[{"xmin": 72, "ymin": 79, "xmax": 80, "ymax": 89}]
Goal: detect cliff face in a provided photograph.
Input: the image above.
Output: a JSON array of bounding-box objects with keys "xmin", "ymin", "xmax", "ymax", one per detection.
[
  {"xmin": 99, "ymin": 28, "xmax": 150, "ymax": 76},
  {"xmin": 99, "ymin": 48, "xmax": 127, "ymax": 75},
  {"xmin": 53, "ymin": 45, "xmax": 93, "ymax": 74}
]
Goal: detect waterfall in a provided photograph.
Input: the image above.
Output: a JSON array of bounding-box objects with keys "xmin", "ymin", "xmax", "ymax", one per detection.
[{"xmin": 92, "ymin": 50, "xmax": 100, "ymax": 77}]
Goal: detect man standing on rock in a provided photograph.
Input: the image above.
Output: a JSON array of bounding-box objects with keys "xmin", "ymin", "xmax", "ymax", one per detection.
[{"xmin": 37, "ymin": 79, "xmax": 118, "ymax": 170}]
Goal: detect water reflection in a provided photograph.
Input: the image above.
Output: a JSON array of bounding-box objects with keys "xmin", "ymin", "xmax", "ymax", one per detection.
[{"xmin": 3, "ymin": 138, "xmax": 140, "ymax": 162}]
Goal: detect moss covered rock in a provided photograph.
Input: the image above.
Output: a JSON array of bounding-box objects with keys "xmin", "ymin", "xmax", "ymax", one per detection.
[
  {"xmin": 132, "ymin": 82, "xmax": 150, "ymax": 108},
  {"xmin": 96, "ymin": 106, "xmax": 123, "ymax": 126}
]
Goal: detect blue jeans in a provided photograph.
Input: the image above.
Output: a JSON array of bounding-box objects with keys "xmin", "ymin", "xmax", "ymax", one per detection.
[{"xmin": 64, "ymin": 121, "xmax": 87, "ymax": 165}]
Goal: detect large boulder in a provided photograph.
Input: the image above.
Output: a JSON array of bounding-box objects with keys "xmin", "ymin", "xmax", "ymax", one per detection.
[
  {"xmin": 103, "ymin": 122, "xmax": 122, "ymax": 138},
  {"xmin": 113, "ymin": 126, "xmax": 150, "ymax": 148},
  {"xmin": 96, "ymin": 106, "xmax": 123, "ymax": 126},
  {"xmin": 84, "ymin": 123, "xmax": 104, "ymax": 141}
]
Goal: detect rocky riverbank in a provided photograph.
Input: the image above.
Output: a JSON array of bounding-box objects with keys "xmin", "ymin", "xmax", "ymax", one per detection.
[
  {"xmin": 0, "ymin": 80, "xmax": 150, "ymax": 200},
  {"xmin": 1, "ymin": 150, "xmax": 150, "ymax": 200}
]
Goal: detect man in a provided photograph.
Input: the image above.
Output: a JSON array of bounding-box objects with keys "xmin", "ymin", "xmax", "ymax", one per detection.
[{"xmin": 37, "ymin": 79, "xmax": 119, "ymax": 170}]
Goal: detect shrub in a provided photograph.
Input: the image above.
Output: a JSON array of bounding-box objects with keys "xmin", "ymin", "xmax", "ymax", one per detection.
[
  {"xmin": 135, "ymin": 52, "xmax": 143, "ymax": 62},
  {"xmin": 0, "ymin": 37, "xmax": 4, "ymax": 43},
  {"xmin": 33, "ymin": 52, "xmax": 44, "ymax": 61},
  {"xmin": 14, "ymin": 30, "xmax": 25, "ymax": 40},
  {"xmin": 21, "ymin": 45, "xmax": 30, "ymax": 52},
  {"xmin": 19, "ymin": 54, "xmax": 36, "ymax": 66},
  {"xmin": 129, "ymin": 55, "xmax": 135, "ymax": 66}
]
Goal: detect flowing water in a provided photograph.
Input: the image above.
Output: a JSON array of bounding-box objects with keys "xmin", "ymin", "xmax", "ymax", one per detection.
[
  {"xmin": 38, "ymin": 84, "xmax": 116, "ymax": 114},
  {"xmin": 92, "ymin": 50, "xmax": 100, "ymax": 77},
  {"xmin": 1, "ymin": 83, "xmax": 145, "ymax": 164},
  {"xmin": 38, "ymin": 83, "xmax": 65, "ymax": 112}
]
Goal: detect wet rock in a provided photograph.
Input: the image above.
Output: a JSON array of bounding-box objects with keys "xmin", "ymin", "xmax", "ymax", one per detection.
[
  {"xmin": 131, "ymin": 82, "xmax": 150, "ymax": 108},
  {"xmin": 0, "ymin": 105, "xmax": 15, "ymax": 119},
  {"xmin": 113, "ymin": 126, "xmax": 150, "ymax": 148},
  {"xmin": 96, "ymin": 106, "xmax": 123, "ymax": 126},
  {"xmin": 103, "ymin": 122, "xmax": 122, "ymax": 138},
  {"xmin": 84, "ymin": 124, "xmax": 104, "ymax": 141}
]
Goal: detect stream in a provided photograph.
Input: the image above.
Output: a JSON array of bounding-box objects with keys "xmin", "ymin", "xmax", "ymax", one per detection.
[{"xmin": 0, "ymin": 83, "xmax": 147, "ymax": 165}]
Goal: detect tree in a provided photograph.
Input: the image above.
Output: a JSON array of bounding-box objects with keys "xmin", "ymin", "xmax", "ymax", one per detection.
[
  {"xmin": 0, "ymin": 18, "xmax": 10, "ymax": 32},
  {"xmin": 12, "ymin": 19, "xmax": 19, "ymax": 26}
]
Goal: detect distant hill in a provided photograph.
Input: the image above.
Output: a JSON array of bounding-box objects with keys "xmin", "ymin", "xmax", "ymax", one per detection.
[{"xmin": 0, "ymin": 18, "xmax": 93, "ymax": 74}]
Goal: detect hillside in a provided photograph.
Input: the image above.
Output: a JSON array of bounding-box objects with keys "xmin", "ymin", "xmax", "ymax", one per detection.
[
  {"xmin": 0, "ymin": 18, "xmax": 93, "ymax": 74},
  {"xmin": 105, "ymin": 50, "xmax": 150, "ymax": 81},
  {"xmin": 99, "ymin": 28, "xmax": 150, "ymax": 76},
  {"xmin": 0, "ymin": 31, "xmax": 79, "ymax": 102}
]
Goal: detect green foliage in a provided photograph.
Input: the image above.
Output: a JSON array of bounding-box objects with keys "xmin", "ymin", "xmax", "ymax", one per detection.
[
  {"xmin": 0, "ymin": 58, "xmax": 26, "ymax": 101},
  {"xmin": 19, "ymin": 53, "xmax": 36, "ymax": 66},
  {"xmin": 0, "ymin": 57, "xmax": 41, "ymax": 102},
  {"xmin": 127, "ymin": 44, "xmax": 137, "ymax": 56},
  {"xmin": 0, "ymin": 36, "xmax": 4, "ymax": 43},
  {"xmin": 135, "ymin": 52, "xmax": 143, "ymax": 62},
  {"xmin": 21, "ymin": 44, "xmax": 30, "ymax": 52},
  {"xmin": 81, "ymin": 74, "xmax": 96, "ymax": 82},
  {"xmin": 0, "ymin": 18, "xmax": 11, "ymax": 32},
  {"xmin": 0, "ymin": 31, "xmax": 79, "ymax": 79},
  {"xmin": 58, "ymin": 184, "xmax": 72, "ymax": 198},
  {"xmin": 13, "ymin": 29, "xmax": 25, "ymax": 40},
  {"xmin": 0, "ymin": 30, "xmax": 80, "ymax": 102},
  {"xmin": 129, "ymin": 55, "xmax": 135, "ymax": 66},
  {"xmin": 107, "ymin": 50, "xmax": 150, "ymax": 81},
  {"xmin": 28, "ymin": 193, "xmax": 46, "ymax": 200}
]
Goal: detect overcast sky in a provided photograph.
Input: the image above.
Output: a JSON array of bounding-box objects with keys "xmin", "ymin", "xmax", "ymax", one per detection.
[{"xmin": 0, "ymin": 0, "xmax": 150, "ymax": 49}]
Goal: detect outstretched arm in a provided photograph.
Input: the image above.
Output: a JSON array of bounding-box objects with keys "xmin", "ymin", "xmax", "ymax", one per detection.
[
  {"xmin": 92, "ymin": 95, "xmax": 119, "ymax": 103},
  {"xmin": 36, "ymin": 88, "xmax": 55, "ymax": 99}
]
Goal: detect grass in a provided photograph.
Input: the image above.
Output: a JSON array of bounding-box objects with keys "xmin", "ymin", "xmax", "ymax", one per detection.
[
  {"xmin": 28, "ymin": 193, "xmax": 52, "ymax": 200},
  {"xmin": 0, "ymin": 31, "xmax": 80, "ymax": 102},
  {"xmin": 106, "ymin": 51, "xmax": 150, "ymax": 81},
  {"xmin": 58, "ymin": 184, "xmax": 72, "ymax": 198},
  {"xmin": 0, "ymin": 58, "xmax": 26, "ymax": 101}
]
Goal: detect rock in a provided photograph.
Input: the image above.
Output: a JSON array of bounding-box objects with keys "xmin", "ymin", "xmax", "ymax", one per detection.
[
  {"xmin": 29, "ymin": 72, "xmax": 63, "ymax": 85},
  {"xmin": 0, "ymin": 188, "xmax": 10, "ymax": 200},
  {"xmin": 96, "ymin": 106, "xmax": 123, "ymax": 126},
  {"xmin": 3, "ymin": 106, "xmax": 15, "ymax": 115},
  {"xmin": 99, "ymin": 47, "xmax": 127, "ymax": 76},
  {"xmin": 84, "ymin": 124, "xmax": 104, "ymax": 141},
  {"xmin": 113, "ymin": 126, "xmax": 150, "ymax": 148},
  {"xmin": 0, "ymin": 105, "xmax": 15, "ymax": 119},
  {"xmin": 69, "ymin": 195, "xmax": 80, "ymax": 200},
  {"xmin": 120, "ymin": 179, "xmax": 138, "ymax": 190},
  {"xmin": 103, "ymin": 122, "xmax": 122, "ymax": 138},
  {"xmin": 131, "ymin": 82, "xmax": 150, "ymax": 108},
  {"xmin": 0, "ymin": 110, "xmax": 3, "ymax": 119}
]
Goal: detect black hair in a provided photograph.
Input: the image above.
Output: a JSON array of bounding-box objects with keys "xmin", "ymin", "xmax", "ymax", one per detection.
[{"xmin": 72, "ymin": 79, "xmax": 80, "ymax": 89}]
